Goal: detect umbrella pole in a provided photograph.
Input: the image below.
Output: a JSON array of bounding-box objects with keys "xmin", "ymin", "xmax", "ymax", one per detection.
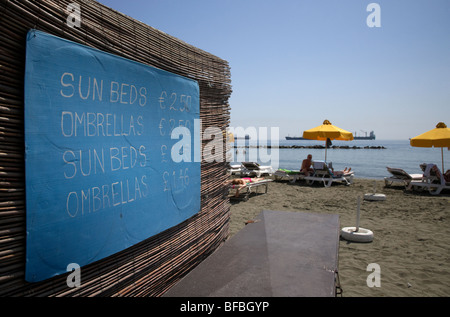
[
  {"xmin": 442, "ymin": 147, "xmax": 444, "ymax": 172},
  {"xmin": 355, "ymin": 196, "xmax": 361, "ymax": 232}
]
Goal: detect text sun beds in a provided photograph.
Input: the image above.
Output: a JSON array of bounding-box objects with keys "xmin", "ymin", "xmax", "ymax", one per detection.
[{"xmin": 304, "ymin": 161, "xmax": 354, "ymax": 187}]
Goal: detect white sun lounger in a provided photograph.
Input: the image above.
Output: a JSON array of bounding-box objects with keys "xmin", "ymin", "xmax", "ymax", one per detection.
[
  {"xmin": 274, "ymin": 169, "xmax": 308, "ymax": 183},
  {"xmin": 407, "ymin": 163, "xmax": 450, "ymax": 195},
  {"xmin": 241, "ymin": 162, "xmax": 274, "ymax": 177},
  {"xmin": 384, "ymin": 167, "xmax": 423, "ymax": 188},
  {"xmin": 304, "ymin": 161, "xmax": 354, "ymax": 187},
  {"xmin": 227, "ymin": 163, "xmax": 245, "ymax": 176},
  {"xmin": 229, "ymin": 179, "xmax": 273, "ymax": 201}
]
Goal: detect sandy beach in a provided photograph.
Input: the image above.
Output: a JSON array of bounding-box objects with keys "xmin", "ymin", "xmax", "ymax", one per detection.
[{"xmin": 228, "ymin": 178, "xmax": 450, "ymax": 297}]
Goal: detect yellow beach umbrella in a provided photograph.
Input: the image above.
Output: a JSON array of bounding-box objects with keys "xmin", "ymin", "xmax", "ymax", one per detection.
[
  {"xmin": 226, "ymin": 131, "xmax": 235, "ymax": 143},
  {"xmin": 410, "ymin": 122, "xmax": 450, "ymax": 172},
  {"xmin": 302, "ymin": 119, "xmax": 354, "ymax": 161}
]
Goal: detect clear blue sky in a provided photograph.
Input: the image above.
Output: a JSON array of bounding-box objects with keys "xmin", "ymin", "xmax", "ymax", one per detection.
[{"xmin": 96, "ymin": 0, "xmax": 450, "ymax": 140}]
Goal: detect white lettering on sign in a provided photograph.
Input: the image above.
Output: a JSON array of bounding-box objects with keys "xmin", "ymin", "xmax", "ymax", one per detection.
[{"xmin": 58, "ymin": 72, "xmax": 196, "ymax": 218}]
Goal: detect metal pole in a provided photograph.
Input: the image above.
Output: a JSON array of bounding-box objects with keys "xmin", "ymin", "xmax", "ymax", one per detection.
[{"xmin": 356, "ymin": 196, "xmax": 361, "ymax": 232}]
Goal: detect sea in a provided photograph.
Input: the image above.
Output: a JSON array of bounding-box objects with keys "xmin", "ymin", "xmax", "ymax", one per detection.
[{"xmin": 231, "ymin": 139, "xmax": 450, "ymax": 180}]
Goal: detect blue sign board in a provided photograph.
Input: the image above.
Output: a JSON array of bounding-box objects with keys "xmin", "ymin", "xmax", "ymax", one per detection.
[{"xmin": 24, "ymin": 30, "xmax": 200, "ymax": 282}]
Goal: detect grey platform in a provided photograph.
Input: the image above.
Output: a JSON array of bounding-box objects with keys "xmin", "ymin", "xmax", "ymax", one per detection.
[{"xmin": 164, "ymin": 210, "xmax": 340, "ymax": 297}]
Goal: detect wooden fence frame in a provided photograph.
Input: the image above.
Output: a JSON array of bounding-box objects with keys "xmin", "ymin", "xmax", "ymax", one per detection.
[{"xmin": 0, "ymin": 0, "xmax": 232, "ymax": 296}]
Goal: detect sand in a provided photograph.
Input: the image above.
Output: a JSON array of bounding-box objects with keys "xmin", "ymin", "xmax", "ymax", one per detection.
[{"xmin": 228, "ymin": 178, "xmax": 450, "ymax": 297}]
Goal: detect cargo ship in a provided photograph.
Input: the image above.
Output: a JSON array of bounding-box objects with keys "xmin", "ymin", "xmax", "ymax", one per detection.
[
  {"xmin": 285, "ymin": 136, "xmax": 307, "ymax": 140},
  {"xmin": 354, "ymin": 131, "xmax": 376, "ymax": 140}
]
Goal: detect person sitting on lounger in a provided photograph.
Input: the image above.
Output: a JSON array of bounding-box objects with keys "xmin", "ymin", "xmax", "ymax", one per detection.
[
  {"xmin": 300, "ymin": 154, "xmax": 314, "ymax": 176},
  {"xmin": 445, "ymin": 170, "xmax": 450, "ymax": 183},
  {"xmin": 429, "ymin": 165, "xmax": 450, "ymax": 183},
  {"xmin": 226, "ymin": 177, "xmax": 265, "ymax": 197}
]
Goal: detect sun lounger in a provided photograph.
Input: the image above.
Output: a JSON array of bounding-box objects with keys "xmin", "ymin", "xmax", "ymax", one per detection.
[
  {"xmin": 229, "ymin": 179, "xmax": 273, "ymax": 201},
  {"xmin": 227, "ymin": 163, "xmax": 245, "ymax": 176},
  {"xmin": 384, "ymin": 167, "xmax": 423, "ymax": 188},
  {"xmin": 241, "ymin": 162, "xmax": 274, "ymax": 177},
  {"xmin": 274, "ymin": 169, "xmax": 307, "ymax": 183},
  {"xmin": 407, "ymin": 163, "xmax": 450, "ymax": 195},
  {"xmin": 304, "ymin": 161, "xmax": 354, "ymax": 187}
]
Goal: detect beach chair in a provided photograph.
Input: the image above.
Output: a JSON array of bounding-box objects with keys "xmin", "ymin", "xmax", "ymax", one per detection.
[
  {"xmin": 274, "ymin": 169, "xmax": 307, "ymax": 183},
  {"xmin": 229, "ymin": 178, "xmax": 273, "ymax": 201},
  {"xmin": 304, "ymin": 161, "xmax": 354, "ymax": 187},
  {"xmin": 407, "ymin": 163, "xmax": 450, "ymax": 195},
  {"xmin": 384, "ymin": 167, "xmax": 423, "ymax": 188},
  {"xmin": 241, "ymin": 162, "xmax": 274, "ymax": 177},
  {"xmin": 227, "ymin": 163, "xmax": 245, "ymax": 176}
]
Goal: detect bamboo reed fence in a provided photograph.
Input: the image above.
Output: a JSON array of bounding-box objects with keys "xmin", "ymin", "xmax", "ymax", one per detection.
[{"xmin": 0, "ymin": 0, "xmax": 232, "ymax": 296}]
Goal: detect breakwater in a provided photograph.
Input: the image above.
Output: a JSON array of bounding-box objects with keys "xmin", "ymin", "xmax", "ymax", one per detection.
[{"xmin": 234, "ymin": 145, "xmax": 386, "ymax": 149}]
